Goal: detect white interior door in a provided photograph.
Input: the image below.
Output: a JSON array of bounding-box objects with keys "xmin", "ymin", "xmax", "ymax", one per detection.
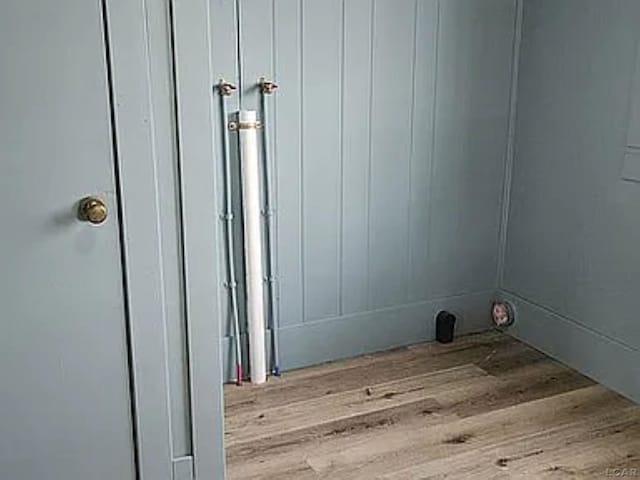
[{"xmin": 0, "ymin": 1, "xmax": 135, "ymax": 479}]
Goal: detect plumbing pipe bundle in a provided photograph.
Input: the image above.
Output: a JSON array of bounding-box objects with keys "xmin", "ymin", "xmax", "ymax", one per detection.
[
  {"xmin": 217, "ymin": 80, "xmax": 243, "ymax": 385},
  {"xmin": 259, "ymin": 78, "xmax": 281, "ymax": 376},
  {"xmin": 217, "ymin": 79, "xmax": 280, "ymax": 385}
]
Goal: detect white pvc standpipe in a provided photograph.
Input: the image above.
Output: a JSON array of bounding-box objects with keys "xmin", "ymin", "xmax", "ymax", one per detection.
[{"xmin": 238, "ymin": 110, "xmax": 267, "ymax": 384}]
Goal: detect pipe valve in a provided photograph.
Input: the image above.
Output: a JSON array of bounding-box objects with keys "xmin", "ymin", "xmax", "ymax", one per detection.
[
  {"xmin": 259, "ymin": 77, "xmax": 278, "ymax": 95},
  {"xmin": 217, "ymin": 79, "xmax": 237, "ymax": 96}
]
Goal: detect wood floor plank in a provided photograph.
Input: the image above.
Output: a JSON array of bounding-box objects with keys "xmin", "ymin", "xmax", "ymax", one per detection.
[
  {"xmin": 225, "ymin": 364, "xmax": 489, "ymax": 446},
  {"xmin": 231, "ymin": 330, "xmax": 508, "ymax": 387},
  {"xmin": 227, "ymin": 357, "xmax": 590, "ymax": 456},
  {"xmin": 303, "ymin": 386, "xmax": 630, "ymax": 479},
  {"xmin": 224, "ymin": 332, "xmax": 640, "ymax": 480},
  {"xmin": 228, "ymin": 397, "xmax": 444, "ymax": 462},
  {"xmin": 382, "ymin": 407, "xmax": 640, "ymax": 479},
  {"xmin": 226, "ymin": 361, "xmax": 596, "ymax": 479},
  {"xmin": 225, "ymin": 332, "xmax": 525, "ymax": 415}
]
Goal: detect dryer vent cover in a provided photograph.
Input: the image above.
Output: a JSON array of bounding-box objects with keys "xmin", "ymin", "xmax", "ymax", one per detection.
[{"xmin": 491, "ymin": 301, "xmax": 514, "ymax": 328}]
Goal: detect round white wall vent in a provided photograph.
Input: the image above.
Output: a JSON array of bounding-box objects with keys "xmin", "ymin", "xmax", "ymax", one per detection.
[{"xmin": 491, "ymin": 301, "xmax": 515, "ymax": 328}]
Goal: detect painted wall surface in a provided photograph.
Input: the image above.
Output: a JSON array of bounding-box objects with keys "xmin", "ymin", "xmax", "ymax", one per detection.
[
  {"xmin": 502, "ymin": 0, "xmax": 640, "ymax": 402},
  {"xmin": 211, "ymin": 0, "xmax": 518, "ymax": 377}
]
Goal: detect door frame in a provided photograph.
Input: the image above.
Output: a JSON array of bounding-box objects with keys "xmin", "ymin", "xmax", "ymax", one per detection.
[
  {"xmin": 169, "ymin": 0, "xmax": 227, "ymax": 478},
  {"xmin": 103, "ymin": 0, "xmax": 225, "ymax": 478},
  {"xmin": 102, "ymin": 0, "xmax": 173, "ymax": 478}
]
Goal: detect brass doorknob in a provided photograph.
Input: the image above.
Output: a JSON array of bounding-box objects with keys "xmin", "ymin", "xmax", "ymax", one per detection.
[{"xmin": 78, "ymin": 196, "xmax": 108, "ymax": 224}]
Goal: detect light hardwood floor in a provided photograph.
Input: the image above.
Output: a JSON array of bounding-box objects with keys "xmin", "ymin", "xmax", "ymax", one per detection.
[{"xmin": 224, "ymin": 331, "xmax": 640, "ymax": 479}]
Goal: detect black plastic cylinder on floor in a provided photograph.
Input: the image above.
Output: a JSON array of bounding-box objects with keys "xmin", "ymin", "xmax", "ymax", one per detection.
[{"xmin": 435, "ymin": 311, "xmax": 457, "ymax": 344}]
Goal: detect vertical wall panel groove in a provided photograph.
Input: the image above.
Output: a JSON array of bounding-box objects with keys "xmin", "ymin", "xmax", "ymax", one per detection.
[
  {"xmin": 301, "ymin": 0, "xmax": 342, "ymax": 322},
  {"xmin": 338, "ymin": 0, "xmax": 345, "ymax": 316},
  {"xmin": 299, "ymin": 0, "xmax": 305, "ymax": 322},
  {"xmin": 423, "ymin": 0, "xmax": 440, "ymax": 303},
  {"xmin": 368, "ymin": 0, "xmax": 415, "ymax": 310},
  {"xmin": 235, "ymin": 0, "xmax": 242, "ymax": 107},
  {"xmin": 405, "ymin": 0, "xmax": 419, "ymax": 303},
  {"xmin": 408, "ymin": 0, "xmax": 438, "ymax": 303},
  {"xmin": 272, "ymin": 0, "xmax": 303, "ymax": 328},
  {"xmin": 270, "ymin": 0, "xmax": 280, "ymax": 323},
  {"xmin": 342, "ymin": 0, "xmax": 374, "ymax": 316},
  {"xmin": 366, "ymin": 0, "xmax": 376, "ymax": 312}
]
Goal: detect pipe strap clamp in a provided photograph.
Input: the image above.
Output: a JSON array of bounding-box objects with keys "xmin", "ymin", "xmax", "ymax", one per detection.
[{"xmin": 228, "ymin": 120, "xmax": 262, "ymax": 131}]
